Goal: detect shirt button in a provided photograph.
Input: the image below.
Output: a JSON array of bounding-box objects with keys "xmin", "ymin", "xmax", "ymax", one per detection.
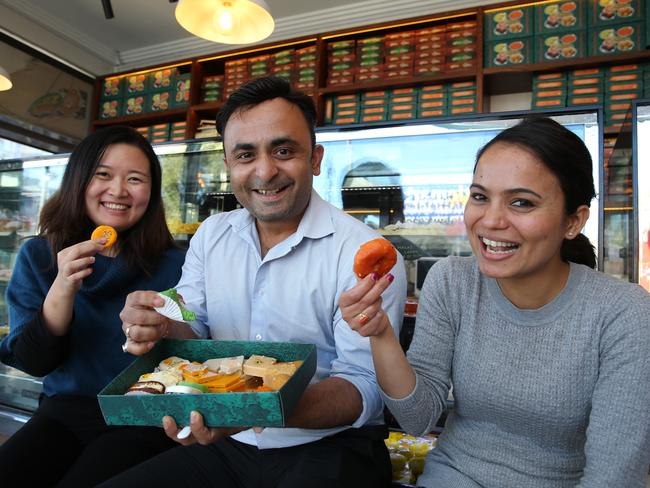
[
  {"xmin": 255, "ymin": 334, "xmax": 262, "ymax": 340},
  {"xmin": 259, "ymin": 290, "xmax": 264, "ymax": 296}
]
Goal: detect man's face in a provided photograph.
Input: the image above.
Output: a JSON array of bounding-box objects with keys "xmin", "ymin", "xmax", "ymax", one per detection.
[{"xmin": 223, "ymin": 98, "xmax": 323, "ymax": 228}]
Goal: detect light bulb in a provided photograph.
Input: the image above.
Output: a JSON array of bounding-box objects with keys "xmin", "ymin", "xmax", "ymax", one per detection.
[{"xmin": 213, "ymin": 1, "xmax": 238, "ymax": 36}]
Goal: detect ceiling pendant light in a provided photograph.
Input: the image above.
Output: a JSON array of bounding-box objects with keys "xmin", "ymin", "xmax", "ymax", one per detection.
[
  {"xmin": 0, "ymin": 66, "xmax": 12, "ymax": 91},
  {"xmin": 175, "ymin": 0, "xmax": 274, "ymax": 45}
]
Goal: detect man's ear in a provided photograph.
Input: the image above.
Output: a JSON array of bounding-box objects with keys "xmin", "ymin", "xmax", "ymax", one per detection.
[{"xmin": 311, "ymin": 144, "xmax": 324, "ymax": 176}]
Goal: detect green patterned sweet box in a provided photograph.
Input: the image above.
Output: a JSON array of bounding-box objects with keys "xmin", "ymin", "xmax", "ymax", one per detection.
[{"xmin": 98, "ymin": 339, "xmax": 316, "ymax": 428}]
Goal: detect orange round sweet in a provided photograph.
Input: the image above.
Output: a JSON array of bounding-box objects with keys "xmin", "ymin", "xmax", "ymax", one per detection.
[
  {"xmin": 353, "ymin": 238, "xmax": 397, "ymax": 279},
  {"xmin": 91, "ymin": 225, "xmax": 118, "ymax": 248}
]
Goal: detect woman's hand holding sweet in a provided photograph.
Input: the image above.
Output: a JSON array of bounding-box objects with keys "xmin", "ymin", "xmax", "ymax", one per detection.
[
  {"xmin": 339, "ymin": 272, "xmax": 395, "ymax": 338},
  {"xmin": 42, "ymin": 238, "xmax": 108, "ymax": 336}
]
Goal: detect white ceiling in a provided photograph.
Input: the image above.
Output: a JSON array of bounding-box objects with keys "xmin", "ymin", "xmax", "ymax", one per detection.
[{"xmin": 0, "ymin": 0, "xmax": 500, "ymax": 76}]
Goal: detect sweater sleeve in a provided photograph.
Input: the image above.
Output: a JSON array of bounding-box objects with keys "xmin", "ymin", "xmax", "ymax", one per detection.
[
  {"xmin": 577, "ymin": 284, "xmax": 650, "ymax": 488},
  {"xmin": 0, "ymin": 238, "xmax": 69, "ymax": 376},
  {"xmin": 11, "ymin": 309, "xmax": 70, "ymax": 377},
  {"xmin": 382, "ymin": 258, "xmax": 456, "ymax": 435}
]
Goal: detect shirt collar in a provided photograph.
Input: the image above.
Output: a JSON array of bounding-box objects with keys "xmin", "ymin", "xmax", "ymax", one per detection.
[{"xmin": 226, "ymin": 189, "xmax": 335, "ymax": 243}]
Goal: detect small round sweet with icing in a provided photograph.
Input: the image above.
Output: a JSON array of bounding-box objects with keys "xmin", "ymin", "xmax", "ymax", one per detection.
[
  {"xmin": 91, "ymin": 225, "xmax": 118, "ymax": 248},
  {"xmin": 353, "ymin": 238, "xmax": 397, "ymax": 279}
]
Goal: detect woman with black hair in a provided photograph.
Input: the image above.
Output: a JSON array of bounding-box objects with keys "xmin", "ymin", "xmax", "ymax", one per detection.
[
  {"xmin": 0, "ymin": 126, "xmax": 184, "ymax": 486},
  {"xmin": 340, "ymin": 117, "xmax": 650, "ymax": 487}
]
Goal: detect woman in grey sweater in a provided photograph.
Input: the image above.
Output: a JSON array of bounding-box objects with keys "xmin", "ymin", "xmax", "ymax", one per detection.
[{"xmin": 340, "ymin": 117, "xmax": 650, "ymax": 487}]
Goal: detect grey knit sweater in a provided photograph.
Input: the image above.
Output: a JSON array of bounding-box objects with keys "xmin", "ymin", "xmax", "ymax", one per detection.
[{"xmin": 383, "ymin": 256, "xmax": 650, "ymax": 488}]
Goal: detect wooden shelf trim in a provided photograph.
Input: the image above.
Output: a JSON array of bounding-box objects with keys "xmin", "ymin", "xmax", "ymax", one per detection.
[
  {"xmin": 93, "ymin": 108, "xmax": 188, "ymax": 127},
  {"xmin": 484, "ymin": 50, "xmax": 650, "ymax": 76},
  {"xmin": 318, "ymin": 69, "xmax": 477, "ymax": 95}
]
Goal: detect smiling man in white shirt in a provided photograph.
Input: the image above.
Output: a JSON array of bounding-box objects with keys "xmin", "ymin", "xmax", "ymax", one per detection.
[{"xmin": 111, "ymin": 76, "xmax": 407, "ymax": 488}]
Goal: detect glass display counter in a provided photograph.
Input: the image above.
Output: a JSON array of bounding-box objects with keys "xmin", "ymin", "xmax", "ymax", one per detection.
[{"xmin": 0, "ymin": 156, "xmax": 67, "ymax": 411}]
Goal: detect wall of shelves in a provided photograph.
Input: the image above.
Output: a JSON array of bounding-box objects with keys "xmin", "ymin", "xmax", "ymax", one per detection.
[{"xmin": 90, "ymin": 1, "xmax": 650, "ymax": 140}]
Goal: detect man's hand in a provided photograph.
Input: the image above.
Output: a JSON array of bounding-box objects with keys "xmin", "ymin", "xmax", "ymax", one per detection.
[
  {"xmin": 120, "ymin": 290, "xmax": 169, "ymax": 355},
  {"xmin": 162, "ymin": 412, "xmax": 246, "ymax": 446}
]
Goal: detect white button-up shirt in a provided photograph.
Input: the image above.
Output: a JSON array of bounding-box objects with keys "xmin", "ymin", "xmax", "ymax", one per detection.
[{"xmin": 177, "ymin": 190, "xmax": 407, "ymax": 448}]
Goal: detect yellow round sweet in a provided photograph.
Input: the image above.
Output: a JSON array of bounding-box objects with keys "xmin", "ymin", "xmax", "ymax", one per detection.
[{"xmin": 91, "ymin": 225, "xmax": 117, "ymax": 247}]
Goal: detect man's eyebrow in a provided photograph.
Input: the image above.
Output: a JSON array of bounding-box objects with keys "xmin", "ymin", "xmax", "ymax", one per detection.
[
  {"xmin": 270, "ymin": 137, "xmax": 299, "ymax": 146},
  {"xmin": 469, "ymin": 183, "xmax": 542, "ymax": 199},
  {"xmin": 232, "ymin": 142, "xmax": 256, "ymax": 151}
]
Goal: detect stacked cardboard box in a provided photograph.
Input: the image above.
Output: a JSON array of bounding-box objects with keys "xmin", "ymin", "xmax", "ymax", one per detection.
[
  {"xmin": 484, "ymin": 4, "xmax": 535, "ymax": 68},
  {"xmin": 249, "ymin": 54, "xmax": 271, "ymax": 79},
  {"xmin": 388, "ymin": 87, "xmax": 418, "ymax": 120},
  {"xmin": 147, "ymin": 68, "xmax": 180, "ymax": 113},
  {"xmin": 414, "ymin": 26, "xmax": 446, "ymax": 77},
  {"xmin": 201, "ymin": 75, "xmax": 224, "ymax": 103},
  {"xmin": 587, "ymin": 0, "xmax": 645, "ymax": 56},
  {"xmin": 270, "ymin": 49, "xmax": 294, "ymax": 83},
  {"xmin": 122, "ymin": 72, "xmax": 148, "ymax": 117},
  {"xmin": 567, "ymin": 67, "xmax": 604, "ymax": 106},
  {"xmin": 295, "ymin": 45, "xmax": 318, "ymax": 93},
  {"xmin": 535, "ymin": 0, "xmax": 587, "ymax": 63},
  {"xmin": 605, "ymin": 63, "xmax": 643, "ymax": 128},
  {"xmin": 446, "ymin": 20, "xmax": 478, "ymax": 71},
  {"xmin": 224, "ymin": 59, "xmax": 249, "ymax": 99},
  {"xmin": 448, "ymin": 81, "xmax": 478, "ymax": 115},
  {"xmin": 102, "ymin": 68, "xmax": 194, "ymax": 116},
  {"xmin": 173, "ymin": 74, "xmax": 191, "ymax": 108},
  {"xmin": 133, "ymin": 122, "xmax": 180, "ymax": 143},
  {"xmin": 384, "ymin": 32, "xmax": 414, "ymax": 80},
  {"xmin": 356, "ymin": 36, "xmax": 384, "ymax": 84},
  {"xmin": 98, "ymin": 77, "xmax": 124, "ymax": 119},
  {"xmin": 170, "ymin": 121, "xmax": 187, "ymax": 141},
  {"xmin": 150, "ymin": 123, "xmax": 170, "ymax": 143},
  {"xmin": 532, "ymin": 72, "xmax": 567, "ymax": 109},
  {"xmin": 417, "ymin": 84, "xmax": 448, "ymax": 118},
  {"xmin": 327, "ymin": 40, "xmax": 355, "ymax": 86},
  {"xmin": 360, "ymin": 90, "xmax": 390, "ymax": 123},
  {"xmin": 484, "ymin": 0, "xmax": 646, "ymax": 67},
  {"xmin": 324, "ymin": 93, "xmax": 360, "ymax": 125}
]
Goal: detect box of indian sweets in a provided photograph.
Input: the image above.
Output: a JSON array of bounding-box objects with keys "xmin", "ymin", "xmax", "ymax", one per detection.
[{"xmin": 98, "ymin": 339, "xmax": 316, "ymax": 428}]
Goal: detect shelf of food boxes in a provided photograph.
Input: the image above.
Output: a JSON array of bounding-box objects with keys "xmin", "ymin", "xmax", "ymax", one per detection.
[
  {"xmin": 318, "ymin": 14, "xmax": 480, "ymax": 125},
  {"xmin": 91, "ymin": 0, "xmax": 650, "ymax": 138},
  {"xmin": 94, "ymin": 63, "xmax": 193, "ymax": 141}
]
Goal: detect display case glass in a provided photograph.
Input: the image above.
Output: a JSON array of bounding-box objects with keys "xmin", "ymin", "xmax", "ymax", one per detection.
[
  {"xmin": 0, "ymin": 155, "xmax": 67, "ymax": 411},
  {"xmin": 315, "ymin": 109, "xmax": 601, "ymax": 293},
  {"xmin": 633, "ymin": 100, "xmax": 650, "ymax": 292}
]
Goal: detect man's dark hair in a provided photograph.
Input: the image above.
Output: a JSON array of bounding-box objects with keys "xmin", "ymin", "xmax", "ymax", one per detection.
[{"xmin": 216, "ymin": 76, "xmax": 317, "ymax": 147}]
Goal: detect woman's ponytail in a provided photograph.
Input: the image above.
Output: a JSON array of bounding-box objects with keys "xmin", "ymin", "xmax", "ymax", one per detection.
[{"xmin": 561, "ymin": 233, "xmax": 596, "ymax": 269}]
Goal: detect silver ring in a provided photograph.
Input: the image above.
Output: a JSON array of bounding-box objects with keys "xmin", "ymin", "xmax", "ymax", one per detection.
[
  {"xmin": 121, "ymin": 342, "xmax": 128, "ymax": 353},
  {"xmin": 125, "ymin": 326, "xmax": 132, "ymax": 339}
]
